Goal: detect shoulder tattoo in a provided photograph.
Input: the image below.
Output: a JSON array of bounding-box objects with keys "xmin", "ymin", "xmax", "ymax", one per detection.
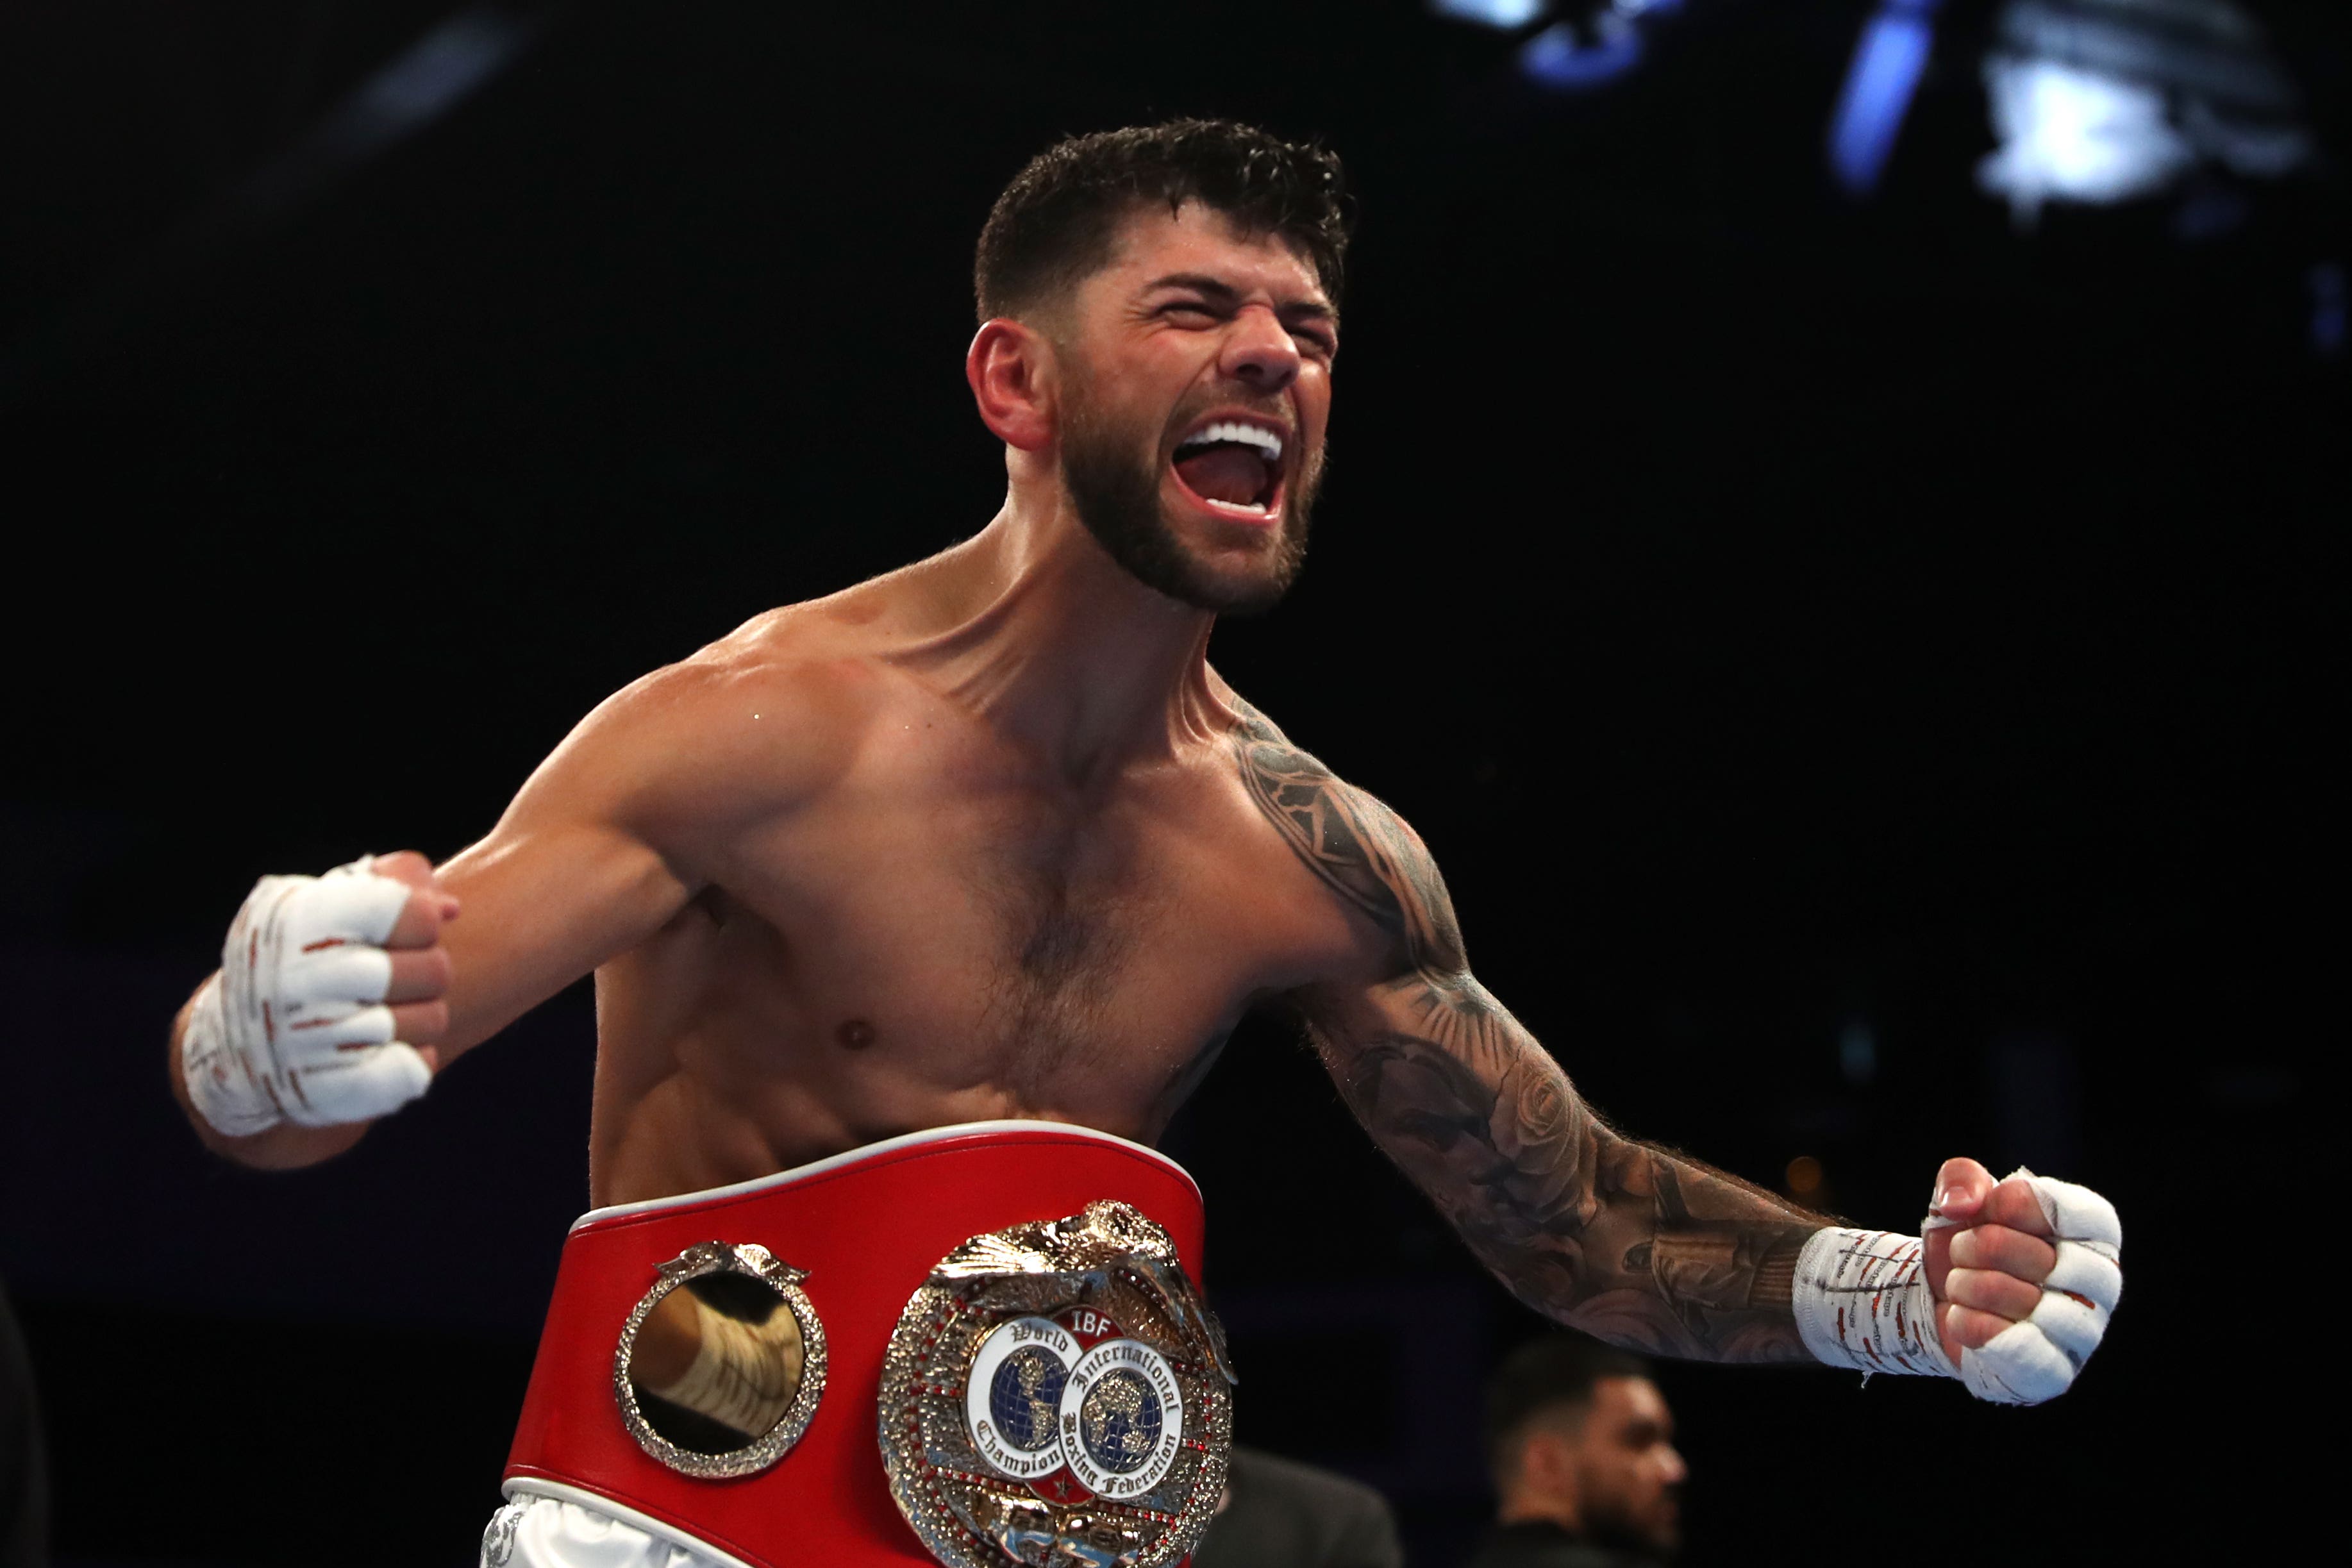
[{"xmin": 1227, "ymin": 699, "xmax": 1467, "ymax": 975}]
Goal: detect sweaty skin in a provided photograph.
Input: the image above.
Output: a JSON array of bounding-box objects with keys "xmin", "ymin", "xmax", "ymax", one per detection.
[{"xmin": 167, "ymin": 203, "xmax": 2056, "ymax": 1369}]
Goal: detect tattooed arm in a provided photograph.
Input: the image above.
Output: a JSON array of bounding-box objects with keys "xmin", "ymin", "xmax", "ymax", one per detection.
[{"xmin": 1233, "ymin": 708, "xmax": 1822, "ymax": 1363}]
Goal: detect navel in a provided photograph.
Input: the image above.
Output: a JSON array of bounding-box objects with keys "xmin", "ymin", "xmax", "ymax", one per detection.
[{"xmin": 835, "ymin": 1018, "xmax": 877, "ymax": 1050}]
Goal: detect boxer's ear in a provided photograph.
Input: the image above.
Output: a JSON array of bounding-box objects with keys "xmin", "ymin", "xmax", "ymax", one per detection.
[
  {"xmin": 967, "ymin": 318, "xmax": 1055, "ymax": 453},
  {"xmin": 1518, "ymin": 1428, "xmax": 1581, "ymax": 1514}
]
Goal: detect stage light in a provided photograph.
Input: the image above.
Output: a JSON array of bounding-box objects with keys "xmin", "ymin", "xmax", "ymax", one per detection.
[
  {"xmin": 1431, "ymin": 0, "xmax": 1550, "ymax": 28},
  {"xmin": 1516, "ymin": 0, "xmax": 1687, "ymax": 93},
  {"xmin": 1515, "ymin": 1, "xmax": 1678, "ymax": 94},
  {"xmin": 0, "ymin": 2, "xmax": 552, "ymax": 403},
  {"xmin": 1980, "ymin": 55, "xmax": 2192, "ymax": 218},
  {"xmin": 242, "ymin": 4, "xmax": 546, "ymax": 210},
  {"xmin": 1976, "ymin": 0, "xmax": 2313, "ymax": 227},
  {"xmin": 1520, "ymin": 16, "xmax": 1642, "ymax": 90},
  {"xmin": 1827, "ymin": 0, "xmax": 1944, "ymax": 196},
  {"xmin": 358, "ymin": 10, "xmax": 528, "ymax": 124}
]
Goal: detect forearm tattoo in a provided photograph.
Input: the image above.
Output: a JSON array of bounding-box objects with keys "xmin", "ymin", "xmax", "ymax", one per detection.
[{"xmin": 1234, "ymin": 705, "xmax": 1818, "ymax": 1364}]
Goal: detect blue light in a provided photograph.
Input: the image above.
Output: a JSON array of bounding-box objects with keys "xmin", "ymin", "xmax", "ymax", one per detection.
[
  {"xmin": 1431, "ymin": 0, "xmax": 1549, "ymax": 28},
  {"xmin": 1519, "ymin": 16, "xmax": 1645, "ymax": 91},
  {"xmin": 342, "ymin": 10, "xmax": 538, "ymax": 146},
  {"xmin": 1978, "ymin": 57, "xmax": 2194, "ymax": 222},
  {"xmin": 1976, "ymin": 0, "xmax": 2313, "ymax": 226},
  {"xmin": 1828, "ymin": 0, "xmax": 1943, "ymax": 196},
  {"xmin": 228, "ymin": 4, "xmax": 543, "ymax": 219},
  {"xmin": 2313, "ymin": 263, "xmax": 2347, "ymax": 358}
]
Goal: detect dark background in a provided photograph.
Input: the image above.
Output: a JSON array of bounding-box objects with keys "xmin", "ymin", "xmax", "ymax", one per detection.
[{"xmin": 0, "ymin": 2, "xmax": 2334, "ymax": 1564}]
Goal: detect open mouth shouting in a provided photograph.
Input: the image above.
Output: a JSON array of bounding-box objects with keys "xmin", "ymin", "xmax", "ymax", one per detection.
[{"xmin": 1168, "ymin": 412, "xmax": 1289, "ymax": 527}]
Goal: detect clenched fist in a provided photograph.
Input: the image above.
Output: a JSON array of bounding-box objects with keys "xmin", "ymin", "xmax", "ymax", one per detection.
[
  {"xmin": 1792, "ymin": 1158, "xmax": 2123, "ymax": 1405},
  {"xmin": 1925, "ymin": 1157, "xmax": 2124, "ymax": 1403},
  {"xmin": 179, "ymin": 851, "xmax": 459, "ymax": 1137}
]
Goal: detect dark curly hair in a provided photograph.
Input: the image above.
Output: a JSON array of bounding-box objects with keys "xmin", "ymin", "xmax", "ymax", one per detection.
[{"xmin": 974, "ymin": 119, "xmax": 1351, "ymax": 326}]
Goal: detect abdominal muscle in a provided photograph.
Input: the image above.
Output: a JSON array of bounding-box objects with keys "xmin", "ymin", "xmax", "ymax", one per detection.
[{"xmin": 587, "ymin": 1058, "xmax": 1129, "ymax": 1210}]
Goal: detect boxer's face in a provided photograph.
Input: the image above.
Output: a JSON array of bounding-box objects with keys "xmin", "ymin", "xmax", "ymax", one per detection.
[
  {"xmin": 1052, "ymin": 201, "xmax": 1335, "ymax": 615},
  {"xmin": 1572, "ymin": 1376, "xmax": 1686, "ymax": 1557}
]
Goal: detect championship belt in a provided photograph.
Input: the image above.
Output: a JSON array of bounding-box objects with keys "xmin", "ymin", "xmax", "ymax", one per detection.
[
  {"xmin": 880, "ymin": 1201, "xmax": 1233, "ymax": 1568},
  {"xmin": 501, "ymin": 1121, "xmax": 1233, "ymax": 1568}
]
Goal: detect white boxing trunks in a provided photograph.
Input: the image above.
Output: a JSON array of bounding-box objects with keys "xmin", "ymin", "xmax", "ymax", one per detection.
[{"xmin": 483, "ymin": 1493, "xmax": 731, "ymax": 1568}]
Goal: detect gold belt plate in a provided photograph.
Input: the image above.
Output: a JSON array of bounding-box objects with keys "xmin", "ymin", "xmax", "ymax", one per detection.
[{"xmin": 878, "ymin": 1201, "xmax": 1236, "ymax": 1568}]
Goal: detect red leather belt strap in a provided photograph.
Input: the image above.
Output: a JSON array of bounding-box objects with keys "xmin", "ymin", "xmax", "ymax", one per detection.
[{"xmin": 503, "ymin": 1121, "xmax": 1208, "ymax": 1568}]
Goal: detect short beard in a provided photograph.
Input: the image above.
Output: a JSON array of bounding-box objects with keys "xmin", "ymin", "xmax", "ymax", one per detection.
[
  {"xmin": 1585, "ymin": 1497, "xmax": 1680, "ymax": 1562},
  {"xmin": 1058, "ymin": 369, "xmax": 1316, "ymax": 617}
]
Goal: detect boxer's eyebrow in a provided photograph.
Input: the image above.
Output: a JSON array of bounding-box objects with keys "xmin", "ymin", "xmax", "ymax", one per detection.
[
  {"xmin": 1144, "ymin": 272, "xmax": 1239, "ymax": 301},
  {"xmin": 1142, "ymin": 272, "xmax": 1339, "ymax": 329}
]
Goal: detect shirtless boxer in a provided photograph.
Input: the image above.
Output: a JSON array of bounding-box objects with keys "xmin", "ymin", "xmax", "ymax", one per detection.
[{"xmin": 167, "ymin": 121, "xmax": 2121, "ymax": 1564}]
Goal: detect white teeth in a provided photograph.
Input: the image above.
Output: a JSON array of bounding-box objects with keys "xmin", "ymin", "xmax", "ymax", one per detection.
[{"xmin": 1186, "ymin": 419, "xmax": 1283, "ymax": 462}]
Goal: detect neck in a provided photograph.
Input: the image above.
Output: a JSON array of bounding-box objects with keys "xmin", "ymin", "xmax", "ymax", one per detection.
[
  {"xmin": 1497, "ymin": 1496, "xmax": 1581, "ymax": 1535},
  {"xmin": 901, "ymin": 488, "xmax": 1226, "ymax": 783}
]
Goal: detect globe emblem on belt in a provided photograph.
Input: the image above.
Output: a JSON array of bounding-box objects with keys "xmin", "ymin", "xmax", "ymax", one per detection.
[
  {"xmin": 1078, "ymin": 1369, "xmax": 1160, "ymax": 1472},
  {"xmin": 963, "ymin": 1317, "xmax": 1083, "ymax": 1483},
  {"xmin": 960, "ymin": 1307, "xmax": 1189, "ymax": 1508},
  {"xmin": 1055, "ymin": 1332, "xmax": 1185, "ymax": 1499},
  {"xmin": 988, "ymin": 1346, "xmax": 1067, "ymax": 1453}
]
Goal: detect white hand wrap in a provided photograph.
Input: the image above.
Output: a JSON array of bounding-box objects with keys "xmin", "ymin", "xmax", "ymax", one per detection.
[
  {"xmin": 1792, "ymin": 1168, "xmax": 2123, "ymax": 1406},
  {"xmin": 180, "ymin": 856, "xmax": 433, "ymax": 1137},
  {"xmin": 646, "ymin": 1297, "xmax": 803, "ymax": 1439},
  {"xmin": 1790, "ymin": 1229, "xmax": 1955, "ymax": 1380}
]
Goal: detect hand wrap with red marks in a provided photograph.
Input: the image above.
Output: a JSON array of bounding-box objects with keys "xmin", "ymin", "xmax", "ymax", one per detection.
[
  {"xmin": 180, "ymin": 856, "xmax": 431, "ymax": 1136},
  {"xmin": 1792, "ymin": 1168, "xmax": 2123, "ymax": 1405},
  {"xmin": 1790, "ymin": 1229, "xmax": 1954, "ymax": 1381}
]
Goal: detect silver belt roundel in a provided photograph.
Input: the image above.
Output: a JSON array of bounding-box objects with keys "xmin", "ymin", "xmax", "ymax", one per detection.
[{"xmin": 878, "ymin": 1200, "xmax": 1235, "ymax": 1568}]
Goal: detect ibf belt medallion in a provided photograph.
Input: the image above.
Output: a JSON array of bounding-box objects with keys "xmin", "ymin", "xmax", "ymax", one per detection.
[{"xmin": 878, "ymin": 1201, "xmax": 1235, "ymax": 1568}]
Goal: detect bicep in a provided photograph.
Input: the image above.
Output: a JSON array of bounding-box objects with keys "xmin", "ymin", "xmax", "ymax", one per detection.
[
  {"xmin": 1237, "ymin": 717, "xmax": 1589, "ymax": 1178},
  {"xmin": 1253, "ymin": 738, "xmax": 1617, "ymax": 1270},
  {"xmin": 428, "ymin": 671, "xmax": 737, "ymax": 1055},
  {"xmin": 1239, "ymin": 709, "xmax": 1611, "ymax": 1253},
  {"xmin": 433, "ymin": 810, "xmax": 692, "ymax": 1055}
]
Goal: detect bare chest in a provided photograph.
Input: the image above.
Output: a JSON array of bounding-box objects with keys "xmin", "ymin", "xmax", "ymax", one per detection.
[{"xmin": 690, "ymin": 728, "xmax": 1342, "ymax": 1117}]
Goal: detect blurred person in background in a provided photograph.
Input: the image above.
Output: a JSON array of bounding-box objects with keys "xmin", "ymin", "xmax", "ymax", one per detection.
[
  {"xmin": 1190, "ymin": 1444, "xmax": 1403, "ymax": 1568},
  {"xmin": 1470, "ymin": 1337, "xmax": 1683, "ymax": 1568}
]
